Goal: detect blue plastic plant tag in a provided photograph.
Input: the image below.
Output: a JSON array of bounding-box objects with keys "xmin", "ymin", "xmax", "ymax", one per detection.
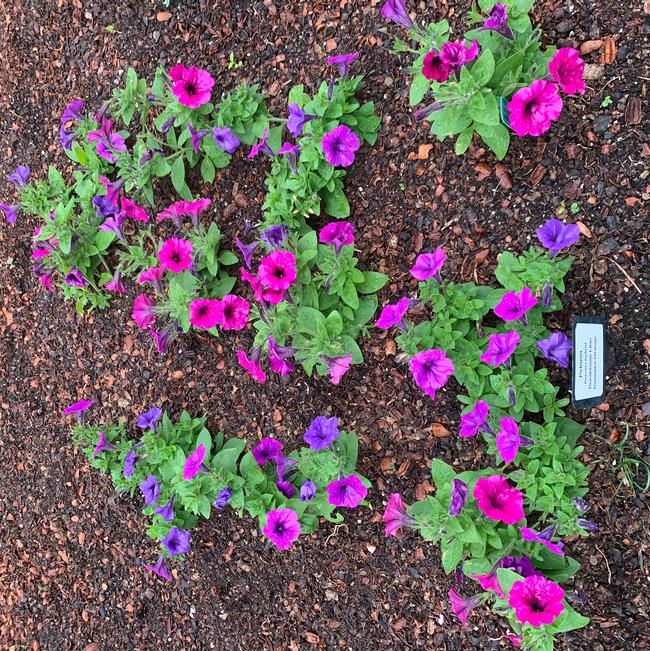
[
  {"xmin": 499, "ymin": 97, "xmax": 512, "ymax": 129},
  {"xmin": 571, "ymin": 316, "xmax": 606, "ymax": 408}
]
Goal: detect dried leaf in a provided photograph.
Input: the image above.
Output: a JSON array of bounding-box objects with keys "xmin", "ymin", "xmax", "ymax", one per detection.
[
  {"xmin": 495, "ymin": 163, "xmax": 513, "ymax": 190},
  {"xmin": 625, "ymin": 97, "xmax": 642, "ymax": 125},
  {"xmin": 474, "ymin": 163, "xmax": 491, "ymax": 181},
  {"xmin": 576, "ymin": 221, "xmax": 593, "ymax": 238},
  {"xmin": 431, "ymin": 422, "xmax": 450, "ymax": 438},
  {"xmin": 580, "ymin": 40, "xmax": 603, "ymax": 55},
  {"xmin": 600, "ymin": 37, "xmax": 617, "ymax": 64},
  {"xmin": 418, "ymin": 144, "xmax": 433, "ymax": 160},
  {"xmin": 156, "ymin": 11, "xmax": 172, "ymax": 21},
  {"xmin": 531, "ymin": 163, "xmax": 547, "ymax": 185}
]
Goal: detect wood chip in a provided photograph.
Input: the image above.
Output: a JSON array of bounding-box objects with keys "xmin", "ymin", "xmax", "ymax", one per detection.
[
  {"xmin": 474, "ymin": 163, "xmax": 491, "ymax": 181},
  {"xmin": 431, "ymin": 422, "xmax": 450, "ymax": 438},
  {"xmin": 417, "ymin": 144, "xmax": 433, "ymax": 160},
  {"xmin": 583, "ymin": 64, "xmax": 604, "ymax": 80},
  {"xmin": 625, "ymin": 97, "xmax": 642, "ymax": 125},
  {"xmin": 156, "ymin": 11, "xmax": 172, "ymax": 21},
  {"xmin": 495, "ymin": 163, "xmax": 513, "ymax": 190},
  {"xmin": 580, "ymin": 40, "xmax": 603, "ymax": 55},
  {"xmin": 576, "ymin": 221, "xmax": 593, "ymax": 238},
  {"xmin": 600, "ymin": 37, "xmax": 617, "ymax": 65}
]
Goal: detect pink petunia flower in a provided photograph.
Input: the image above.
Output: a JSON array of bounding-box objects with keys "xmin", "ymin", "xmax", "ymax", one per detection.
[
  {"xmin": 383, "ymin": 493, "xmax": 414, "ymax": 538},
  {"xmin": 216, "ymin": 294, "xmax": 250, "ymax": 330},
  {"xmin": 496, "ymin": 417, "xmax": 521, "ymax": 463},
  {"xmin": 137, "ymin": 266, "xmax": 165, "ymax": 293},
  {"xmin": 410, "ymin": 248, "xmax": 446, "ymax": 280},
  {"xmin": 375, "ymin": 297, "xmax": 410, "ymax": 330},
  {"xmin": 409, "ymin": 349, "xmax": 454, "ymax": 399},
  {"xmin": 422, "ymin": 50, "xmax": 451, "ymax": 82},
  {"xmin": 169, "ymin": 64, "xmax": 215, "ymax": 108},
  {"xmin": 508, "ymin": 575, "xmax": 565, "ymax": 627},
  {"xmin": 158, "ymin": 238, "xmax": 193, "ymax": 273},
  {"xmin": 319, "ymin": 221, "xmax": 356, "ymax": 254},
  {"xmin": 440, "ymin": 40, "xmax": 479, "ymax": 68},
  {"xmin": 321, "ymin": 354, "xmax": 353, "ymax": 385},
  {"xmin": 263, "ymin": 508, "xmax": 301, "ymax": 550},
  {"xmin": 258, "ymin": 250, "xmax": 297, "ymax": 292},
  {"xmin": 268, "ymin": 336, "xmax": 296, "ymax": 376},
  {"xmin": 121, "ymin": 197, "xmax": 149, "ymax": 222},
  {"xmin": 448, "ymin": 589, "xmax": 481, "ymax": 627},
  {"xmin": 327, "ymin": 474, "xmax": 368, "ymax": 508},
  {"xmin": 132, "ymin": 294, "xmax": 157, "ymax": 329},
  {"xmin": 189, "ymin": 298, "xmax": 221, "ymax": 329},
  {"xmin": 473, "ymin": 475, "xmax": 524, "ymax": 524},
  {"xmin": 548, "ymin": 48, "xmax": 585, "ymax": 95},
  {"xmin": 481, "ymin": 331, "xmax": 520, "ymax": 368},
  {"xmin": 237, "ymin": 349, "xmax": 267, "ymax": 383},
  {"xmin": 493, "ymin": 288, "xmax": 538, "ymax": 323},
  {"xmin": 459, "ymin": 400, "xmax": 491, "ymax": 438},
  {"xmin": 183, "ymin": 443, "xmax": 207, "ymax": 480},
  {"xmin": 507, "ymin": 80, "xmax": 563, "ymax": 137}
]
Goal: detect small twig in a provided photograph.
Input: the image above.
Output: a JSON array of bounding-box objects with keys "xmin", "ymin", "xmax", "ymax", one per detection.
[
  {"xmin": 596, "ymin": 545, "xmax": 612, "ymax": 584},
  {"xmin": 605, "ymin": 257, "xmax": 642, "ymax": 294}
]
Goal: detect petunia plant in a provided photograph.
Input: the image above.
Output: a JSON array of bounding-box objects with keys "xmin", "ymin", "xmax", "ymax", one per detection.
[
  {"xmin": 69, "ymin": 404, "xmax": 370, "ymax": 581},
  {"xmin": 380, "ymin": 218, "xmax": 592, "ymax": 648},
  {"xmin": 380, "ymin": 0, "xmax": 586, "ymax": 159}
]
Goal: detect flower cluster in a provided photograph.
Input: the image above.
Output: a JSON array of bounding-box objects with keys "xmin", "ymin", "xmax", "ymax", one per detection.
[
  {"xmin": 69, "ymin": 405, "xmax": 369, "ymax": 579},
  {"xmin": 381, "ymin": 0, "xmax": 586, "ymax": 158},
  {"xmin": 380, "ymin": 219, "xmax": 592, "ymax": 648}
]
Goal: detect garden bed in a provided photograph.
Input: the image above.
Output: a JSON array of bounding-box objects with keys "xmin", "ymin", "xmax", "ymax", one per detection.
[{"xmin": 0, "ymin": 0, "xmax": 648, "ymax": 649}]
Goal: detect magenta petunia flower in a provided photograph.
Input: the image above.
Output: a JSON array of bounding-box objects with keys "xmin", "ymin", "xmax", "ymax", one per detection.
[
  {"xmin": 483, "ymin": 3, "xmax": 513, "ymax": 39},
  {"xmin": 183, "ymin": 443, "xmax": 207, "ymax": 480},
  {"xmin": 139, "ymin": 475, "xmax": 160, "ymax": 506},
  {"xmin": 104, "ymin": 269, "xmax": 126, "ymax": 294},
  {"xmin": 375, "ymin": 297, "xmax": 410, "ymax": 330},
  {"xmin": 158, "ymin": 238, "xmax": 193, "ymax": 273},
  {"xmin": 237, "ymin": 349, "xmax": 267, "ymax": 383},
  {"xmin": 252, "ymin": 437, "xmax": 283, "ymax": 465},
  {"xmin": 304, "ymin": 416, "xmax": 340, "ymax": 450},
  {"xmin": 156, "ymin": 201, "xmax": 184, "ymax": 228},
  {"xmin": 187, "ymin": 122, "xmax": 209, "ymax": 153},
  {"xmin": 263, "ymin": 508, "xmax": 301, "ymax": 550},
  {"xmin": 327, "ymin": 52, "xmax": 359, "ymax": 77},
  {"xmin": 409, "ymin": 349, "xmax": 455, "ymax": 399},
  {"xmin": 132, "ymin": 294, "xmax": 157, "ymax": 329},
  {"xmin": 327, "ymin": 474, "xmax": 368, "ymax": 508},
  {"xmin": 481, "ymin": 331, "xmax": 520, "ymax": 368},
  {"xmin": 473, "ymin": 475, "xmax": 524, "ymax": 524},
  {"xmin": 509, "ymin": 575, "xmax": 565, "ymax": 627},
  {"xmin": 217, "ymin": 294, "xmax": 250, "ymax": 330},
  {"xmin": 92, "ymin": 431, "xmax": 116, "ymax": 458},
  {"xmin": 321, "ymin": 354, "xmax": 353, "ymax": 385},
  {"xmin": 63, "ymin": 399, "xmax": 95, "ymax": 418},
  {"xmin": 258, "ymin": 250, "xmax": 297, "ymax": 292},
  {"xmin": 65, "ymin": 269, "xmax": 88, "ymax": 287},
  {"xmin": 494, "ymin": 288, "xmax": 538, "ymax": 323},
  {"xmin": 322, "ymin": 125, "xmax": 360, "ymax": 167},
  {"xmin": 380, "ymin": 0, "xmax": 414, "ymax": 29},
  {"xmin": 98, "ymin": 175, "xmax": 122, "ymax": 206},
  {"xmin": 422, "ymin": 50, "xmax": 451, "ymax": 82},
  {"xmin": 549, "ymin": 48, "xmax": 585, "ymax": 95},
  {"xmin": 496, "ymin": 417, "xmax": 521, "ymax": 463},
  {"xmin": 507, "ymin": 80, "xmax": 563, "ymax": 137},
  {"xmin": 213, "ymin": 127, "xmax": 240, "ymax": 154},
  {"xmin": 144, "ymin": 555, "xmax": 173, "ymax": 582},
  {"xmin": 268, "ymin": 336, "xmax": 296, "ymax": 376},
  {"xmin": 189, "ymin": 298, "xmax": 221, "ymax": 330},
  {"xmin": 536, "ymin": 331, "xmax": 571, "ymax": 368},
  {"xmin": 441, "ymin": 40, "xmax": 479, "ymax": 68},
  {"xmin": 137, "ymin": 266, "xmax": 165, "ymax": 293},
  {"xmin": 38, "ymin": 269, "xmax": 55, "ymax": 292},
  {"xmin": 536, "ymin": 218, "xmax": 580, "ymax": 254},
  {"xmin": 248, "ymin": 128, "xmax": 273, "ymax": 159},
  {"xmin": 410, "ymin": 248, "xmax": 446, "ymax": 280},
  {"xmin": 169, "ymin": 64, "xmax": 214, "ymax": 108},
  {"xmin": 383, "ymin": 493, "xmax": 414, "ymax": 538},
  {"xmin": 154, "ymin": 496, "xmax": 175, "ymax": 522},
  {"xmin": 182, "ymin": 197, "xmax": 212, "ymax": 228},
  {"xmin": 459, "ymin": 400, "xmax": 491, "ymax": 438},
  {"xmin": 520, "ymin": 525, "xmax": 565, "ymax": 556},
  {"xmin": 449, "ymin": 479, "xmax": 469, "ymax": 516},
  {"xmin": 162, "ymin": 527, "xmax": 191, "ymax": 557},
  {"xmin": 87, "ymin": 119, "xmax": 127, "ymax": 163},
  {"xmin": 448, "ymin": 589, "xmax": 481, "ymax": 627},
  {"xmin": 319, "ymin": 221, "xmax": 356, "ymax": 254},
  {"xmin": 287, "ymin": 103, "xmax": 315, "ymax": 137}
]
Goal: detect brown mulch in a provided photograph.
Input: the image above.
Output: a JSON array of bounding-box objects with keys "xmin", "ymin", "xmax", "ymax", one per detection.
[{"xmin": 0, "ymin": 1, "xmax": 648, "ymax": 649}]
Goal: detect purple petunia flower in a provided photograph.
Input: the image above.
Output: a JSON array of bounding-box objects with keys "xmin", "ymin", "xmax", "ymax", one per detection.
[
  {"xmin": 481, "ymin": 331, "xmax": 520, "ymax": 368},
  {"xmin": 319, "ymin": 221, "xmax": 355, "ymax": 255},
  {"xmin": 327, "ymin": 53, "xmax": 359, "ymax": 78},
  {"xmin": 300, "ymin": 480, "xmax": 316, "ymax": 502},
  {"xmin": 322, "ymin": 125, "xmax": 360, "ymax": 167},
  {"xmin": 482, "ymin": 3, "xmax": 513, "ymax": 39},
  {"xmin": 154, "ymin": 496, "xmax": 175, "ymax": 522},
  {"xmin": 278, "ymin": 141, "xmax": 300, "ymax": 173},
  {"xmin": 92, "ymin": 431, "xmax": 117, "ymax": 458},
  {"xmin": 213, "ymin": 127, "xmax": 240, "ymax": 154},
  {"xmin": 59, "ymin": 125, "xmax": 75, "ymax": 150},
  {"xmin": 162, "ymin": 527, "xmax": 191, "ymax": 557},
  {"xmin": 380, "ymin": 0, "xmax": 414, "ymax": 28},
  {"xmin": 496, "ymin": 417, "xmax": 521, "ymax": 463},
  {"xmin": 0, "ymin": 203, "xmax": 19, "ymax": 225},
  {"xmin": 149, "ymin": 324, "xmax": 178, "ymax": 354},
  {"xmin": 252, "ymin": 438, "xmax": 283, "ymax": 465},
  {"xmin": 186, "ymin": 122, "xmax": 210, "ymax": 153},
  {"xmin": 409, "ymin": 349, "xmax": 455, "ymax": 400},
  {"xmin": 124, "ymin": 448, "xmax": 138, "ymax": 478},
  {"xmin": 248, "ymin": 128, "xmax": 273, "ymax": 159},
  {"xmin": 520, "ymin": 525, "xmax": 565, "ymax": 556},
  {"xmin": 144, "ymin": 555, "xmax": 173, "ymax": 581},
  {"xmin": 536, "ymin": 332, "xmax": 571, "ymax": 368},
  {"xmin": 260, "ymin": 224, "xmax": 289, "ymax": 250},
  {"xmin": 137, "ymin": 406, "xmax": 163, "ymax": 432},
  {"xmin": 287, "ymin": 103, "xmax": 315, "ymax": 137},
  {"xmin": 236, "ymin": 238, "xmax": 259, "ymax": 268},
  {"xmin": 536, "ymin": 219, "xmax": 580, "ymax": 256},
  {"xmin": 61, "ymin": 99, "xmax": 84, "ymax": 124},
  {"xmin": 160, "ymin": 116, "xmax": 175, "ymax": 134},
  {"xmin": 576, "ymin": 518, "xmax": 598, "ymax": 532},
  {"xmin": 303, "ymin": 416, "xmax": 340, "ymax": 450},
  {"xmin": 276, "ymin": 480, "xmax": 296, "ymax": 499},
  {"xmin": 63, "ymin": 399, "xmax": 95, "ymax": 423},
  {"xmin": 459, "ymin": 400, "xmax": 492, "ymax": 438},
  {"xmin": 375, "ymin": 297, "xmax": 411, "ymax": 331},
  {"xmin": 183, "ymin": 443, "xmax": 207, "ymax": 481},
  {"xmin": 64, "ymin": 269, "xmax": 88, "ymax": 287},
  {"xmin": 542, "ymin": 282, "xmax": 553, "ymax": 308},
  {"xmin": 139, "ymin": 475, "xmax": 161, "ymax": 506},
  {"xmin": 449, "ymin": 479, "xmax": 468, "ymax": 516},
  {"xmin": 327, "ymin": 474, "xmax": 368, "ymax": 508},
  {"xmin": 92, "ymin": 195, "xmax": 117, "ymax": 217},
  {"xmin": 214, "ymin": 487, "xmax": 233, "ymax": 509},
  {"xmin": 268, "ymin": 336, "xmax": 296, "ymax": 376},
  {"xmin": 412, "ymin": 102, "xmax": 444, "ymax": 121},
  {"xmin": 263, "ymin": 508, "xmax": 301, "ymax": 550},
  {"xmin": 448, "ymin": 589, "xmax": 481, "ymax": 628},
  {"xmin": 410, "ymin": 248, "xmax": 446, "ymax": 281},
  {"xmin": 8, "ymin": 165, "xmax": 30, "ymax": 187},
  {"xmin": 99, "ymin": 214, "xmax": 125, "ymax": 240},
  {"xmin": 573, "ymin": 497, "xmax": 590, "ymax": 513},
  {"xmin": 493, "ymin": 288, "xmax": 538, "ymax": 323},
  {"xmin": 98, "ymin": 176, "xmax": 123, "ymax": 207}
]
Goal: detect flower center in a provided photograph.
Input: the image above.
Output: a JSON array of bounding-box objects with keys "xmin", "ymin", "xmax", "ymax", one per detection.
[
  {"xmin": 172, "ymin": 253, "xmax": 180, "ymax": 263},
  {"xmin": 275, "ymin": 523, "xmax": 285, "ymax": 534},
  {"xmin": 185, "ymin": 82, "xmax": 197, "ymax": 96},
  {"xmin": 273, "ymin": 267, "xmax": 284, "ymax": 278}
]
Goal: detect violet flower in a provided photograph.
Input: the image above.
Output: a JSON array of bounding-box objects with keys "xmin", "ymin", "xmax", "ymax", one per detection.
[
  {"xmin": 536, "ymin": 219, "xmax": 580, "ymax": 255},
  {"xmin": 482, "ymin": 3, "xmax": 513, "ymax": 39},
  {"xmin": 124, "ymin": 448, "xmax": 139, "ymax": 479},
  {"xmin": 327, "ymin": 474, "xmax": 368, "ymax": 508},
  {"xmin": 303, "ymin": 416, "xmax": 340, "ymax": 450},
  {"xmin": 213, "ymin": 127, "xmax": 240, "ymax": 154},
  {"xmin": 144, "ymin": 555, "xmax": 173, "ymax": 582},
  {"xmin": 61, "ymin": 99, "xmax": 84, "ymax": 124},
  {"xmin": 449, "ymin": 479, "xmax": 468, "ymax": 516},
  {"xmin": 327, "ymin": 53, "xmax": 359, "ymax": 78},
  {"xmin": 160, "ymin": 116, "xmax": 175, "ymax": 134},
  {"xmin": 0, "ymin": 203, "xmax": 19, "ymax": 225},
  {"xmin": 64, "ymin": 269, "xmax": 88, "ymax": 287},
  {"xmin": 236, "ymin": 238, "xmax": 259, "ymax": 268},
  {"xmin": 63, "ymin": 399, "xmax": 95, "ymax": 422},
  {"xmin": 92, "ymin": 431, "xmax": 116, "ymax": 458},
  {"xmin": 139, "ymin": 475, "xmax": 161, "ymax": 506},
  {"xmin": 260, "ymin": 224, "xmax": 289, "ymax": 250},
  {"xmin": 154, "ymin": 496, "xmax": 175, "ymax": 522},
  {"xmin": 542, "ymin": 282, "xmax": 553, "ymax": 308},
  {"xmin": 300, "ymin": 480, "xmax": 316, "ymax": 502},
  {"xmin": 214, "ymin": 487, "xmax": 233, "ymax": 509},
  {"xmin": 536, "ymin": 332, "xmax": 571, "ymax": 368},
  {"xmin": 187, "ymin": 122, "xmax": 209, "ymax": 153},
  {"xmin": 412, "ymin": 102, "xmax": 444, "ymax": 121},
  {"xmin": 92, "ymin": 195, "xmax": 117, "ymax": 217},
  {"xmin": 459, "ymin": 400, "xmax": 492, "ymax": 438},
  {"xmin": 520, "ymin": 525, "xmax": 565, "ymax": 556},
  {"xmin": 322, "ymin": 125, "xmax": 360, "ymax": 167},
  {"xmin": 99, "ymin": 214, "xmax": 125, "ymax": 240},
  {"xmin": 276, "ymin": 481, "xmax": 296, "ymax": 499},
  {"xmin": 278, "ymin": 141, "xmax": 300, "ymax": 173},
  {"xmin": 149, "ymin": 324, "xmax": 177, "ymax": 354},
  {"xmin": 8, "ymin": 165, "xmax": 30, "ymax": 187},
  {"xmin": 380, "ymin": 0, "xmax": 414, "ymax": 29},
  {"xmin": 59, "ymin": 125, "xmax": 75, "ymax": 150},
  {"xmin": 287, "ymin": 103, "xmax": 315, "ymax": 137},
  {"xmin": 248, "ymin": 128, "xmax": 273, "ymax": 158},
  {"xmin": 252, "ymin": 438, "xmax": 283, "ymax": 465},
  {"xmin": 137, "ymin": 406, "xmax": 163, "ymax": 432},
  {"xmin": 480, "ymin": 331, "xmax": 520, "ymax": 368},
  {"xmin": 375, "ymin": 297, "xmax": 411, "ymax": 331},
  {"xmin": 576, "ymin": 518, "xmax": 598, "ymax": 532},
  {"xmin": 162, "ymin": 527, "xmax": 191, "ymax": 557}
]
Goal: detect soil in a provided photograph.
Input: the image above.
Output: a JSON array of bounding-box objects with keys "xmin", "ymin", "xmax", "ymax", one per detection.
[{"xmin": 0, "ymin": 1, "xmax": 649, "ymax": 650}]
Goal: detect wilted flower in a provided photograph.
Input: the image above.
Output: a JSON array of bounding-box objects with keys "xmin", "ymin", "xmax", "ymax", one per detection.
[
  {"xmin": 61, "ymin": 99, "xmax": 84, "ymax": 124},
  {"xmin": 304, "ymin": 416, "xmax": 340, "ymax": 450},
  {"xmin": 137, "ymin": 266, "xmax": 165, "ymax": 293},
  {"xmin": 441, "ymin": 40, "xmax": 479, "ymax": 69},
  {"xmin": 482, "ymin": 3, "xmax": 513, "ymax": 39},
  {"xmin": 383, "ymin": 493, "xmax": 414, "ymax": 537},
  {"xmin": 121, "ymin": 197, "xmax": 149, "ymax": 222},
  {"xmin": 149, "ymin": 324, "xmax": 178, "ymax": 354},
  {"xmin": 321, "ymin": 354, "xmax": 353, "ymax": 385},
  {"xmin": 300, "ymin": 480, "xmax": 317, "ymax": 502},
  {"xmin": 412, "ymin": 102, "xmax": 444, "ymax": 121},
  {"xmin": 520, "ymin": 525, "xmax": 565, "ymax": 556},
  {"xmin": 99, "ymin": 213, "xmax": 125, "ymax": 239},
  {"xmin": 87, "ymin": 118, "xmax": 127, "ymax": 163},
  {"xmin": 104, "ymin": 269, "xmax": 126, "ymax": 293},
  {"xmin": 263, "ymin": 508, "xmax": 301, "ymax": 550},
  {"xmin": 59, "ymin": 125, "xmax": 75, "ymax": 150},
  {"xmin": 0, "ymin": 203, "xmax": 19, "ymax": 225},
  {"xmin": 380, "ymin": 0, "xmax": 414, "ymax": 29},
  {"xmin": 319, "ymin": 221, "xmax": 356, "ymax": 255},
  {"xmin": 268, "ymin": 336, "xmax": 296, "ymax": 376},
  {"xmin": 542, "ymin": 282, "xmax": 553, "ymax": 308},
  {"xmin": 98, "ymin": 175, "xmax": 123, "ymax": 206},
  {"xmin": 448, "ymin": 589, "xmax": 481, "ymax": 628},
  {"xmin": 473, "ymin": 475, "xmax": 524, "ymax": 524},
  {"xmin": 236, "ymin": 238, "xmax": 259, "ymax": 268},
  {"xmin": 65, "ymin": 269, "xmax": 88, "ymax": 287},
  {"xmin": 187, "ymin": 121, "xmax": 209, "ymax": 153},
  {"xmin": 449, "ymin": 479, "xmax": 469, "ymax": 516},
  {"xmin": 169, "ymin": 64, "xmax": 214, "ymax": 108},
  {"xmin": 131, "ymin": 294, "xmax": 157, "ymax": 329},
  {"xmin": 278, "ymin": 141, "xmax": 300, "ymax": 173},
  {"xmin": 237, "ymin": 349, "xmax": 267, "ymax": 383},
  {"xmin": 213, "ymin": 127, "xmax": 240, "ymax": 154},
  {"xmin": 327, "ymin": 52, "xmax": 359, "ymax": 77},
  {"xmin": 260, "ymin": 224, "xmax": 289, "ymax": 250},
  {"xmin": 507, "ymin": 80, "xmax": 563, "ymax": 137},
  {"xmin": 92, "ymin": 431, "xmax": 116, "ymax": 458},
  {"xmin": 144, "ymin": 555, "xmax": 173, "ymax": 582},
  {"xmin": 214, "ymin": 487, "xmax": 233, "ymax": 509},
  {"xmin": 248, "ymin": 128, "xmax": 273, "ymax": 158},
  {"xmin": 509, "ymin": 575, "xmax": 565, "ymax": 627},
  {"xmin": 322, "ymin": 125, "xmax": 360, "ymax": 167},
  {"xmin": 124, "ymin": 448, "xmax": 139, "ymax": 478},
  {"xmin": 63, "ymin": 399, "xmax": 95, "ymax": 422}
]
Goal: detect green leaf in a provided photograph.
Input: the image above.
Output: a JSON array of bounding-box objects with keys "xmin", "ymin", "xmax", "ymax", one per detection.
[
  {"xmin": 356, "ymin": 271, "xmax": 388, "ymax": 294},
  {"xmin": 430, "ymin": 459, "xmax": 455, "ymax": 489},
  {"xmin": 200, "ymin": 156, "xmax": 215, "ymax": 183},
  {"xmin": 550, "ymin": 604, "xmax": 589, "ymax": 633},
  {"xmin": 219, "ymin": 250, "xmax": 239, "ymax": 266},
  {"xmin": 340, "ymin": 281, "xmax": 359, "ymax": 309},
  {"xmin": 455, "ymin": 127, "xmax": 474, "ymax": 155},
  {"xmin": 474, "ymin": 122, "xmax": 510, "ymax": 160},
  {"xmin": 470, "ymin": 49, "xmax": 495, "ymax": 87},
  {"xmin": 442, "ymin": 538, "xmax": 464, "ymax": 573},
  {"xmin": 323, "ymin": 187, "xmax": 350, "ymax": 219},
  {"xmin": 171, "ymin": 156, "xmax": 186, "ymax": 195},
  {"xmin": 94, "ymin": 230, "xmax": 115, "ymax": 252},
  {"xmin": 409, "ymin": 73, "xmax": 431, "ymax": 106},
  {"xmin": 496, "ymin": 568, "xmax": 522, "ymax": 596}
]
